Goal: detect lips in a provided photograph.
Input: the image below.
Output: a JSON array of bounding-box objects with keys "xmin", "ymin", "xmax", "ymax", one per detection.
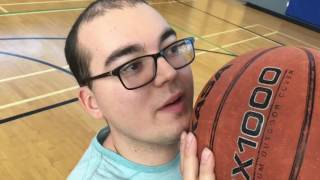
[{"xmin": 158, "ymin": 92, "xmax": 185, "ymax": 113}]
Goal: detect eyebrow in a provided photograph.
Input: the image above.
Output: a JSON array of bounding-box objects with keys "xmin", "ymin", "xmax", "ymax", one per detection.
[
  {"xmin": 105, "ymin": 27, "xmax": 177, "ymax": 67},
  {"xmin": 159, "ymin": 27, "xmax": 177, "ymax": 47},
  {"xmin": 105, "ymin": 44, "xmax": 143, "ymax": 67}
]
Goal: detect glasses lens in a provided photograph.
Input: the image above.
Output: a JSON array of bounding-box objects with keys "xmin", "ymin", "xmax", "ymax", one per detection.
[
  {"xmin": 119, "ymin": 56, "xmax": 155, "ymax": 89},
  {"xmin": 164, "ymin": 38, "xmax": 195, "ymax": 69}
]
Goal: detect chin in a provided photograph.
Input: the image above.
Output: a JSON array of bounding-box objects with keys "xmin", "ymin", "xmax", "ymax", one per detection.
[
  {"xmin": 159, "ymin": 133, "xmax": 181, "ymax": 145},
  {"xmin": 166, "ymin": 119, "xmax": 189, "ymax": 140},
  {"xmin": 154, "ymin": 111, "xmax": 191, "ymax": 142}
]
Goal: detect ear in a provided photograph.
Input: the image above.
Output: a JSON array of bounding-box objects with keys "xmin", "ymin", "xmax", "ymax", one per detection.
[{"xmin": 78, "ymin": 86, "xmax": 104, "ymax": 119}]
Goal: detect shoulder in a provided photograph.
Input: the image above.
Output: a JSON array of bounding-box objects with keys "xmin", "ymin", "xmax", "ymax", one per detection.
[
  {"xmin": 68, "ymin": 128, "xmax": 111, "ymax": 180},
  {"xmin": 67, "ymin": 140, "xmax": 103, "ymax": 180}
]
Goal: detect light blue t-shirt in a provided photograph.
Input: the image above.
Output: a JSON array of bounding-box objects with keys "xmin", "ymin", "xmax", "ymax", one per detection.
[{"xmin": 68, "ymin": 127, "xmax": 182, "ymax": 180}]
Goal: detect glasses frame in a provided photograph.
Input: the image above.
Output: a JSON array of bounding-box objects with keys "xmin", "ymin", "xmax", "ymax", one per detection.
[{"xmin": 84, "ymin": 37, "xmax": 195, "ymax": 90}]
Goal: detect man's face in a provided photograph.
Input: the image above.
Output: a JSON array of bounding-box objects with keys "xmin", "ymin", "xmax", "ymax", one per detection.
[{"xmin": 78, "ymin": 4, "xmax": 194, "ymax": 145}]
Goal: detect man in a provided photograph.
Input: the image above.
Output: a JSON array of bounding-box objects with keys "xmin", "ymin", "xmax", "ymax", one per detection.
[{"xmin": 65, "ymin": 0, "xmax": 215, "ymax": 179}]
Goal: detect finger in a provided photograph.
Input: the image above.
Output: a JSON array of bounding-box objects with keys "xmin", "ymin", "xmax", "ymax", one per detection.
[
  {"xmin": 183, "ymin": 132, "xmax": 199, "ymax": 180},
  {"xmin": 180, "ymin": 131, "xmax": 187, "ymax": 174},
  {"xmin": 199, "ymin": 148, "xmax": 215, "ymax": 180}
]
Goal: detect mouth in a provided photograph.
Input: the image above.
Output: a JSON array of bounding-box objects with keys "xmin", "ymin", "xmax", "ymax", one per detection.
[{"xmin": 158, "ymin": 92, "xmax": 185, "ymax": 113}]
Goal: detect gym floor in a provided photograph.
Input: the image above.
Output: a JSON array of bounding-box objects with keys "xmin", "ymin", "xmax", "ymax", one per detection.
[{"xmin": 0, "ymin": 0, "xmax": 319, "ymax": 179}]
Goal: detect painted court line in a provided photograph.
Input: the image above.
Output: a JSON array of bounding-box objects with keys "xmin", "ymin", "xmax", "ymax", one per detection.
[
  {"xmin": 0, "ymin": 0, "xmax": 188, "ymax": 6},
  {"xmin": 151, "ymin": 1, "xmax": 176, "ymax": 5},
  {"xmin": 0, "ymin": 98, "xmax": 78, "ymax": 124},
  {"xmin": 0, "ymin": 8, "xmax": 85, "ymax": 17},
  {"xmin": 0, "ymin": 1, "xmax": 182, "ymax": 17},
  {"xmin": 277, "ymin": 32, "xmax": 320, "ymax": 50},
  {"xmin": 151, "ymin": 0, "xmax": 194, "ymax": 5},
  {"xmin": 256, "ymin": 24, "xmax": 320, "ymax": 50},
  {"xmin": 0, "ymin": 0, "xmax": 92, "ymax": 6},
  {"xmin": 0, "ymin": 65, "xmax": 69, "ymax": 84},
  {"xmin": 195, "ymin": 49, "xmax": 219, "ymax": 56},
  {"xmin": 195, "ymin": 31, "xmax": 279, "ymax": 56},
  {"xmin": 0, "ymin": 0, "xmax": 187, "ymax": 6},
  {"xmin": 196, "ymin": 31, "xmax": 278, "ymax": 56},
  {"xmin": 0, "ymin": 6, "xmax": 8, "ymax": 13},
  {"xmin": 0, "ymin": 86, "xmax": 78, "ymax": 110},
  {"xmin": 222, "ymin": 31, "xmax": 279, "ymax": 48},
  {"xmin": 234, "ymin": 25, "xmax": 282, "ymax": 46},
  {"xmin": 202, "ymin": 24, "xmax": 259, "ymax": 38}
]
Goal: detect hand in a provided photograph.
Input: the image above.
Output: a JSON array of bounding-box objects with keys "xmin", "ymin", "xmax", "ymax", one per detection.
[{"xmin": 180, "ymin": 131, "xmax": 216, "ymax": 180}]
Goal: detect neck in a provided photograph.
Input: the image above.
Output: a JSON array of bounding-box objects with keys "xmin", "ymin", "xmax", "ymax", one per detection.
[{"xmin": 103, "ymin": 130, "xmax": 179, "ymax": 166}]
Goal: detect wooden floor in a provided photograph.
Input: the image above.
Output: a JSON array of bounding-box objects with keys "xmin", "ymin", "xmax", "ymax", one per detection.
[{"xmin": 0, "ymin": 0, "xmax": 319, "ymax": 179}]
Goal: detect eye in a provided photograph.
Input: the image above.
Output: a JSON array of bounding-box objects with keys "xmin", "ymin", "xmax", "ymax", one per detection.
[
  {"xmin": 120, "ymin": 59, "xmax": 144, "ymax": 75},
  {"xmin": 166, "ymin": 41, "xmax": 185, "ymax": 56}
]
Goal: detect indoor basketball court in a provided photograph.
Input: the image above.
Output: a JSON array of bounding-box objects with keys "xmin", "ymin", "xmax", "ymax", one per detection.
[{"xmin": 0, "ymin": 0, "xmax": 319, "ymax": 179}]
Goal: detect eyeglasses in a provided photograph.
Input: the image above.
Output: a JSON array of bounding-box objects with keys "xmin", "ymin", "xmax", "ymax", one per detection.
[{"xmin": 85, "ymin": 37, "xmax": 195, "ymax": 90}]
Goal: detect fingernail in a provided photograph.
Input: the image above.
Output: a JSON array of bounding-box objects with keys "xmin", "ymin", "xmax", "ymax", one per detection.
[
  {"xmin": 186, "ymin": 133, "xmax": 194, "ymax": 148},
  {"xmin": 181, "ymin": 131, "xmax": 186, "ymax": 141},
  {"xmin": 201, "ymin": 148, "xmax": 212, "ymax": 164}
]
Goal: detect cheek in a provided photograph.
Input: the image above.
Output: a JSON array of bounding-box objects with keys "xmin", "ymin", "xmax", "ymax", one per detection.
[
  {"xmin": 181, "ymin": 67, "xmax": 194, "ymax": 93},
  {"xmin": 94, "ymin": 84, "xmax": 149, "ymax": 122},
  {"xmin": 180, "ymin": 67, "xmax": 194, "ymax": 110}
]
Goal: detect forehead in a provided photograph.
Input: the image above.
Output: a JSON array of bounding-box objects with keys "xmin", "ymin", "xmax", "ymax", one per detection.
[{"xmin": 78, "ymin": 4, "xmax": 170, "ymax": 59}]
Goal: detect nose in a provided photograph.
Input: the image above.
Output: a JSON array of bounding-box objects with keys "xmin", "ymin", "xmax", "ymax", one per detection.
[{"xmin": 153, "ymin": 56, "xmax": 178, "ymax": 87}]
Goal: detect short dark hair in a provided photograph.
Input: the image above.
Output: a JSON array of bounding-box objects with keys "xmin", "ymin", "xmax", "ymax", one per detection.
[{"xmin": 65, "ymin": 0, "xmax": 147, "ymax": 87}]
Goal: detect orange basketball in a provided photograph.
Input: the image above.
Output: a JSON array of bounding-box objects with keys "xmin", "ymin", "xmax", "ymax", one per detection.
[{"xmin": 190, "ymin": 47, "xmax": 320, "ymax": 180}]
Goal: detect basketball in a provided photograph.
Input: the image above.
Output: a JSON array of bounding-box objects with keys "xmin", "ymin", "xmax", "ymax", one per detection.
[{"xmin": 190, "ymin": 47, "xmax": 320, "ymax": 179}]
